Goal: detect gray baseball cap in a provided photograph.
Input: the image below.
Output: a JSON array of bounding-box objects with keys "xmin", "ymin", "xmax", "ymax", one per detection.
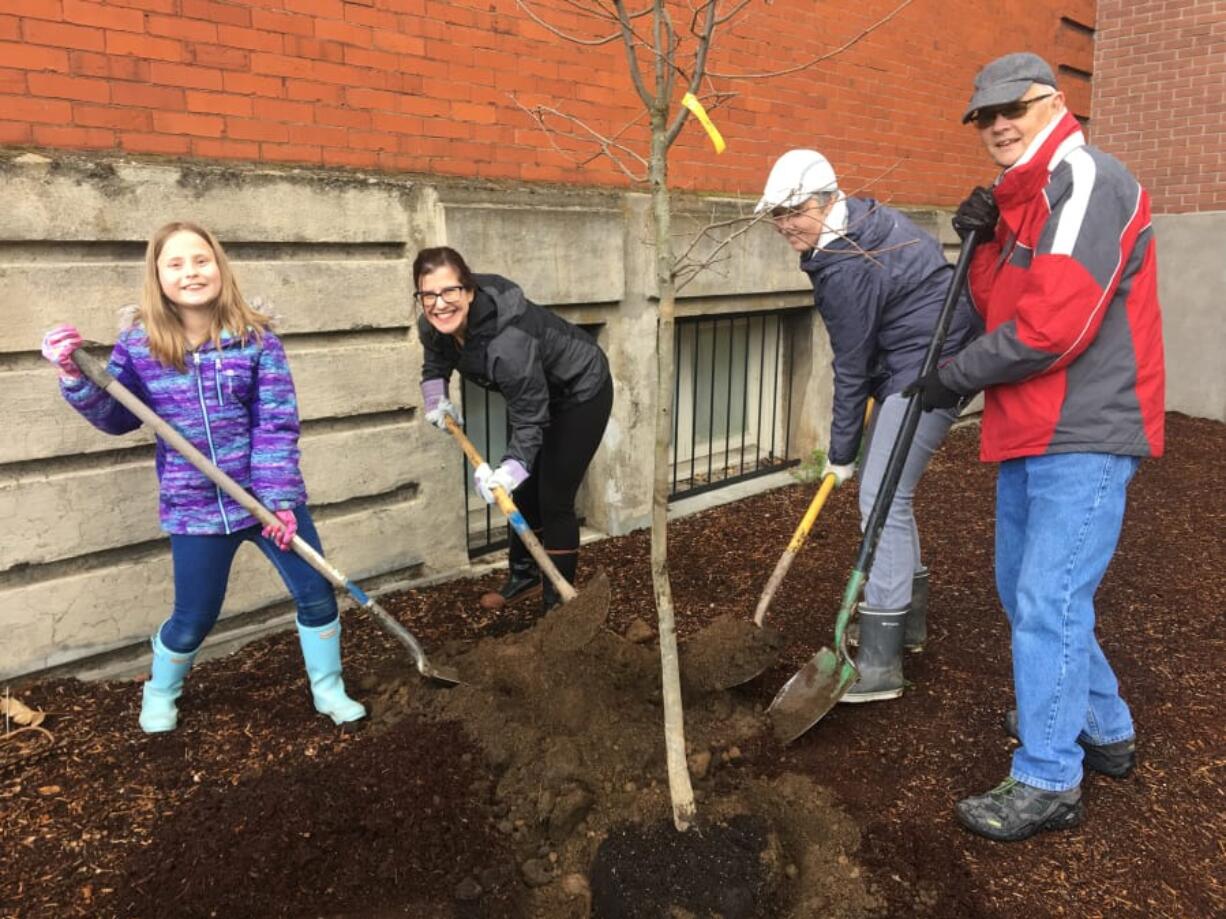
[{"xmin": 962, "ymin": 52, "xmax": 1057, "ymax": 124}]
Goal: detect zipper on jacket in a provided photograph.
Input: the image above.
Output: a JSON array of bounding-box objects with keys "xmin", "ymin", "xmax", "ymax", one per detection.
[
  {"xmin": 194, "ymin": 352, "xmax": 231, "ymax": 533},
  {"xmin": 214, "ymin": 358, "xmax": 225, "ymax": 405}
]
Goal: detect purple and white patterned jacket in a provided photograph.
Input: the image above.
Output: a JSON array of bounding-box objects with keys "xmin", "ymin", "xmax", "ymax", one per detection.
[{"xmin": 60, "ymin": 322, "xmax": 307, "ymax": 535}]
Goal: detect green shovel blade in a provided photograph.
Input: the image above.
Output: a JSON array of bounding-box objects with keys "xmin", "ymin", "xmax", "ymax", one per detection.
[{"xmin": 766, "ymin": 647, "xmax": 857, "ymax": 744}]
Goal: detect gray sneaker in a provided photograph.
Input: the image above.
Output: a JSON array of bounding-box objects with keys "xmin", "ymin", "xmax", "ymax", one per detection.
[
  {"xmin": 955, "ymin": 777, "xmax": 1083, "ymax": 842},
  {"xmin": 1003, "ymin": 710, "xmax": 1136, "ymax": 778}
]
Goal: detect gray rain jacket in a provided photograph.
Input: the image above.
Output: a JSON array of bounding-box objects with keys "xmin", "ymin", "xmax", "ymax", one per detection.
[
  {"xmin": 801, "ymin": 197, "xmax": 980, "ymax": 464},
  {"xmin": 418, "ymin": 274, "xmax": 610, "ymax": 471}
]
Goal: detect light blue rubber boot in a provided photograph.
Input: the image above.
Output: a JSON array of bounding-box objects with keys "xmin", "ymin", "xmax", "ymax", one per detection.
[
  {"xmin": 296, "ymin": 618, "xmax": 367, "ymax": 725},
  {"xmin": 139, "ymin": 631, "xmax": 197, "ymax": 733}
]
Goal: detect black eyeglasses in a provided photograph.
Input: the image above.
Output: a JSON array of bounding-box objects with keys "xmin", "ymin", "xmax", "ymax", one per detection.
[
  {"xmin": 972, "ymin": 94, "xmax": 1054, "ymax": 129},
  {"xmin": 414, "ymin": 286, "xmax": 466, "ymax": 309}
]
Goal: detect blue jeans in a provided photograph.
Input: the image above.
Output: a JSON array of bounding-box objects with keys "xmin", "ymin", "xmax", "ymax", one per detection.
[
  {"xmin": 159, "ymin": 506, "xmax": 337, "ymax": 654},
  {"xmin": 858, "ymin": 393, "xmax": 959, "ymax": 609},
  {"xmin": 997, "ymin": 452, "xmax": 1140, "ymax": 791}
]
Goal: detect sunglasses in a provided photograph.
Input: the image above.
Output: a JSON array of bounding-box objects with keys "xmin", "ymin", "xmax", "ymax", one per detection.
[{"xmin": 972, "ymin": 94, "xmax": 1054, "ymax": 129}]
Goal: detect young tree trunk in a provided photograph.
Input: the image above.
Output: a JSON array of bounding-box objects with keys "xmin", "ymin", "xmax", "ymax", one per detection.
[{"xmin": 648, "ymin": 109, "xmax": 696, "ymax": 832}]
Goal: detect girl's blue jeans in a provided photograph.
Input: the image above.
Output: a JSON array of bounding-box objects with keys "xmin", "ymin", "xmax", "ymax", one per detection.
[
  {"xmin": 997, "ymin": 452, "xmax": 1140, "ymax": 791},
  {"xmin": 159, "ymin": 506, "xmax": 337, "ymax": 654}
]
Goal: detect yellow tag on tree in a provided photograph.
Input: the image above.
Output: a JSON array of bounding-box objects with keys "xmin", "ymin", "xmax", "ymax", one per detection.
[{"xmin": 681, "ymin": 92, "xmax": 726, "ymax": 154}]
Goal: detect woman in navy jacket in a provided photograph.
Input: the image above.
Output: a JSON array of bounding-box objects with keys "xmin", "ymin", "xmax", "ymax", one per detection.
[{"xmin": 758, "ymin": 149, "xmax": 980, "ymax": 702}]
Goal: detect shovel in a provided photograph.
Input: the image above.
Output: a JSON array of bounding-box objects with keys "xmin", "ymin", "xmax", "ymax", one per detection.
[
  {"xmin": 442, "ymin": 416, "xmax": 608, "ymax": 645},
  {"xmin": 768, "ymin": 234, "xmax": 979, "ymax": 743},
  {"xmin": 681, "ymin": 402, "xmax": 872, "ymax": 692},
  {"xmin": 71, "ymin": 350, "xmax": 461, "ymax": 686}
]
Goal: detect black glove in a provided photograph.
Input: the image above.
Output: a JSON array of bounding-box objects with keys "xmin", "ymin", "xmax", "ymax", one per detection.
[
  {"xmin": 905, "ymin": 367, "xmax": 963, "ymax": 412},
  {"xmin": 953, "ymin": 186, "xmax": 998, "ymax": 243}
]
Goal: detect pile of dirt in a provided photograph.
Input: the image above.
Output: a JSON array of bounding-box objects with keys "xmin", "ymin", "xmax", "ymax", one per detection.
[
  {"xmin": 364, "ymin": 574, "xmax": 878, "ymax": 918},
  {"xmin": 678, "ymin": 615, "xmax": 785, "ymax": 692}
]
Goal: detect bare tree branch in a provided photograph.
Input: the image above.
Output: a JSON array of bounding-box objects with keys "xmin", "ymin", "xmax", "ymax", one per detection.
[
  {"xmin": 516, "ymin": 0, "xmax": 622, "ymax": 45},
  {"xmin": 665, "ymin": 0, "xmax": 716, "ymax": 145},
  {"xmin": 706, "ymin": 0, "xmax": 915, "ymax": 79},
  {"xmin": 712, "ymin": 0, "xmax": 751, "ymax": 26},
  {"xmin": 661, "ymin": 4, "xmax": 680, "ymax": 109},
  {"xmin": 614, "ymin": 0, "xmax": 656, "ymax": 108},
  {"xmin": 510, "ymin": 96, "xmax": 649, "ymax": 182}
]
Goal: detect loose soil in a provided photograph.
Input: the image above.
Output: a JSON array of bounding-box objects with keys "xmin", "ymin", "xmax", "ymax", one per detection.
[{"xmin": 2, "ymin": 413, "xmax": 1223, "ymax": 918}]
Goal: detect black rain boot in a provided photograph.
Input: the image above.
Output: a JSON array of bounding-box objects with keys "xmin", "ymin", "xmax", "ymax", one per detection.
[
  {"xmin": 848, "ymin": 568, "xmax": 929, "ymax": 651},
  {"xmin": 904, "ymin": 566, "xmax": 929, "ymax": 651},
  {"xmin": 840, "ymin": 605, "xmax": 906, "ymax": 703},
  {"xmin": 480, "ymin": 530, "xmax": 542, "ymax": 610},
  {"xmin": 541, "ymin": 550, "xmax": 579, "ymax": 615}
]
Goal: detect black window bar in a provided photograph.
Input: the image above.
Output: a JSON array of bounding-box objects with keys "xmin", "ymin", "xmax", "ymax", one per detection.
[
  {"xmin": 669, "ymin": 309, "xmax": 798, "ymax": 500},
  {"xmin": 460, "ymin": 380, "xmax": 510, "ymax": 559}
]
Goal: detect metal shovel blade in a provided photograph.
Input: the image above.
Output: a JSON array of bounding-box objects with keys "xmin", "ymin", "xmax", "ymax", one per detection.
[
  {"xmin": 536, "ymin": 570, "xmax": 611, "ymax": 655},
  {"xmin": 766, "ymin": 647, "xmax": 857, "ymax": 743},
  {"xmin": 413, "ymin": 654, "xmax": 461, "ymax": 686},
  {"xmin": 365, "ymin": 598, "xmax": 461, "ymax": 686}
]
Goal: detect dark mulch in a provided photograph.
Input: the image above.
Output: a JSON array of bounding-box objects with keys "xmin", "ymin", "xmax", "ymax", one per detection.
[{"xmin": 2, "ymin": 412, "xmax": 1222, "ymax": 918}]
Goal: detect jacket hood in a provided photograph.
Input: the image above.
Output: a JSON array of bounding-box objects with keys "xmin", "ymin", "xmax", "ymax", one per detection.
[
  {"xmin": 799, "ymin": 197, "xmax": 895, "ymax": 272},
  {"xmin": 475, "ymin": 274, "xmax": 528, "ymax": 333}
]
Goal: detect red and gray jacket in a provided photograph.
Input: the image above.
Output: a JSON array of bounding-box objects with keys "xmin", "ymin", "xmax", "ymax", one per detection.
[{"xmin": 939, "ymin": 111, "xmax": 1165, "ymax": 462}]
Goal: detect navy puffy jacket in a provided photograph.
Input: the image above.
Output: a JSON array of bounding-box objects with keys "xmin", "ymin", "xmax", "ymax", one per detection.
[{"xmin": 800, "ymin": 197, "xmax": 980, "ymax": 464}]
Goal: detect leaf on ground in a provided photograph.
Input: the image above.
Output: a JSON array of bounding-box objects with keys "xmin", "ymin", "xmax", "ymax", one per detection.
[{"xmin": 1, "ymin": 695, "xmax": 46, "ymax": 729}]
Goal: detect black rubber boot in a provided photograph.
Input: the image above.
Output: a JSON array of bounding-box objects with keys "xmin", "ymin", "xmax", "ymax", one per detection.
[
  {"xmin": 541, "ymin": 550, "xmax": 579, "ymax": 615},
  {"xmin": 840, "ymin": 605, "xmax": 907, "ymax": 703},
  {"xmin": 904, "ymin": 566, "xmax": 929, "ymax": 651},
  {"xmin": 481, "ymin": 530, "xmax": 541, "ymax": 610},
  {"xmin": 848, "ymin": 568, "xmax": 929, "ymax": 651}
]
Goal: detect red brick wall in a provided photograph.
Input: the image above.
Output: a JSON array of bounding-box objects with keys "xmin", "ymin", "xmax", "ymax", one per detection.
[
  {"xmin": 3, "ymin": 0, "xmax": 1094, "ymax": 207},
  {"xmin": 1092, "ymin": 0, "xmax": 1225, "ymax": 215}
]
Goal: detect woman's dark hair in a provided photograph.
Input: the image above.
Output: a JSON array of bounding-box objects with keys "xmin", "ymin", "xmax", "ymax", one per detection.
[{"xmin": 413, "ymin": 246, "xmax": 477, "ymax": 292}]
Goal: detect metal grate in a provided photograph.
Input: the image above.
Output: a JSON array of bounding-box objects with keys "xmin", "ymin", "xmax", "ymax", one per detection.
[
  {"xmin": 460, "ymin": 381, "xmax": 510, "ymax": 559},
  {"xmin": 669, "ymin": 309, "xmax": 798, "ymax": 499}
]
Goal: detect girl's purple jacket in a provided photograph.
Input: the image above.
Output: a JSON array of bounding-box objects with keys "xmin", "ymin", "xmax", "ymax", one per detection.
[{"xmin": 61, "ymin": 323, "xmax": 307, "ymax": 535}]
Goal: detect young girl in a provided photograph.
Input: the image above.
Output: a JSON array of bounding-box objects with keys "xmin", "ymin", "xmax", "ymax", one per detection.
[
  {"xmin": 41, "ymin": 221, "xmax": 365, "ymax": 733},
  {"xmin": 414, "ymin": 246, "xmax": 613, "ymax": 619}
]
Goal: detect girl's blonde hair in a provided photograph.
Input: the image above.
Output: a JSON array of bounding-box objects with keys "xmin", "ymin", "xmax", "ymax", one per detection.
[{"xmin": 141, "ymin": 221, "xmax": 270, "ymax": 371}]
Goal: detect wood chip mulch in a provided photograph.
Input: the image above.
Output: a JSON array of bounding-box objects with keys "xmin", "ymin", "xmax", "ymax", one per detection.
[{"xmin": 1, "ymin": 412, "xmax": 1222, "ymax": 918}]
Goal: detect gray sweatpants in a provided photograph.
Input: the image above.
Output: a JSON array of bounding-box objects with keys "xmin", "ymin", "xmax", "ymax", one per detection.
[{"xmin": 857, "ymin": 393, "xmax": 958, "ymax": 610}]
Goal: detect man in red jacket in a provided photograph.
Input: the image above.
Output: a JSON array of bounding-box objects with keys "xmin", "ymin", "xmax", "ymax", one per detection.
[{"xmin": 913, "ymin": 52, "xmax": 1165, "ymax": 841}]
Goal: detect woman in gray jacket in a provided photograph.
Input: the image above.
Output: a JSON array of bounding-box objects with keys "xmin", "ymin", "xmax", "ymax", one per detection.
[{"xmin": 415, "ymin": 246, "xmax": 613, "ymax": 619}]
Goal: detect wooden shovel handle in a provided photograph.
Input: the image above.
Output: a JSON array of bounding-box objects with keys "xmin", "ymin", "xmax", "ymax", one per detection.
[
  {"xmin": 443, "ymin": 416, "xmax": 578, "ymax": 603},
  {"xmin": 752, "ymin": 473, "xmax": 837, "ymax": 626}
]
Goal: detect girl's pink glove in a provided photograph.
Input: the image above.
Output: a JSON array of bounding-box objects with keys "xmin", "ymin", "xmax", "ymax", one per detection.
[
  {"xmin": 41, "ymin": 324, "xmax": 84, "ymax": 380},
  {"xmin": 261, "ymin": 509, "xmax": 298, "ymax": 551}
]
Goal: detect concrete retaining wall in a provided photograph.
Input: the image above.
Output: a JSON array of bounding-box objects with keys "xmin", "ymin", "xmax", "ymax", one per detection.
[
  {"xmin": 0, "ymin": 151, "xmax": 461, "ymax": 678},
  {"xmin": 1152, "ymin": 213, "xmax": 1226, "ymax": 422},
  {"xmin": 2, "ymin": 150, "xmax": 974, "ymax": 681}
]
